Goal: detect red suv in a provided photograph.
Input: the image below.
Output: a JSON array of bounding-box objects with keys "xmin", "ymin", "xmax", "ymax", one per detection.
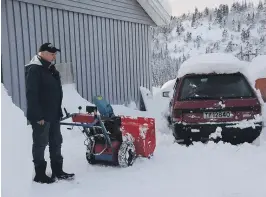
[{"xmin": 169, "ymin": 72, "xmax": 263, "ymax": 145}]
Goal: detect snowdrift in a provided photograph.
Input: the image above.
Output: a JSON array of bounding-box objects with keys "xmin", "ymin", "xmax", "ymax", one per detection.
[{"xmin": 1, "ymin": 84, "xmax": 32, "ymax": 197}]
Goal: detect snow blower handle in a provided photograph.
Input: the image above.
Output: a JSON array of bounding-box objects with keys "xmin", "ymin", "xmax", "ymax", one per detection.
[
  {"xmin": 64, "ymin": 108, "xmax": 70, "ymax": 118},
  {"xmin": 60, "ymin": 108, "xmax": 80, "ymax": 122}
]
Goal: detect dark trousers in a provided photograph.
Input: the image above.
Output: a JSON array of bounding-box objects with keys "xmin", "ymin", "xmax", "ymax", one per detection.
[{"xmin": 31, "ymin": 121, "xmax": 63, "ymax": 167}]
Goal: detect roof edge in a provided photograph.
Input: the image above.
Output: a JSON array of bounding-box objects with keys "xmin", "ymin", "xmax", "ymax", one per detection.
[{"xmin": 137, "ymin": 0, "xmax": 171, "ymax": 26}]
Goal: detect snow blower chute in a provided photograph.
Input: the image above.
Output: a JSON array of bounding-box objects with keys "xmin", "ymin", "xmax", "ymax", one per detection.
[{"xmin": 60, "ymin": 96, "xmax": 156, "ymax": 167}]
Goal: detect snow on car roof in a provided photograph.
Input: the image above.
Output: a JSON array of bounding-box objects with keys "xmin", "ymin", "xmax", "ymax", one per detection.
[{"xmin": 177, "ymin": 53, "xmax": 248, "ymax": 78}]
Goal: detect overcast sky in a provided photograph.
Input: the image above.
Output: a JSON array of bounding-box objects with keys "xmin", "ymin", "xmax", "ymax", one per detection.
[{"xmin": 168, "ymin": 0, "xmax": 261, "ymax": 16}]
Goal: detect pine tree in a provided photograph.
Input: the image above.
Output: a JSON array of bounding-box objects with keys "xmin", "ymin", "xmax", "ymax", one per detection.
[
  {"xmin": 198, "ymin": 12, "xmax": 203, "ymax": 19},
  {"xmin": 176, "ymin": 23, "xmax": 184, "ymax": 36},
  {"xmin": 181, "ymin": 13, "xmax": 187, "ymax": 20},
  {"xmin": 220, "ymin": 4, "xmax": 229, "ymax": 16},
  {"xmin": 248, "ymin": 2, "xmax": 254, "ymax": 8},
  {"xmin": 191, "ymin": 14, "xmax": 196, "ymax": 27},
  {"xmin": 241, "ymin": 29, "xmax": 246, "ymax": 42},
  {"xmin": 247, "ymin": 13, "xmax": 252, "ymax": 24},
  {"xmin": 231, "ymin": 2, "xmax": 237, "ymax": 11},
  {"xmin": 214, "ymin": 42, "xmax": 220, "ymax": 51},
  {"xmin": 232, "ymin": 19, "xmax": 236, "ymax": 31},
  {"xmin": 260, "ymin": 35, "xmax": 265, "ymax": 44},
  {"xmin": 174, "ymin": 44, "xmax": 178, "ymax": 53},
  {"xmin": 258, "ymin": 1, "xmax": 263, "ymax": 10},
  {"xmin": 216, "ymin": 9, "xmax": 223, "ymax": 25},
  {"xmin": 195, "ymin": 35, "xmax": 202, "ymax": 48},
  {"xmin": 176, "ymin": 25, "xmax": 180, "ymax": 35},
  {"xmin": 194, "ymin": 7, "xmax": 199, "ymax": 17},
  {"xmin": 241, "ymin": 28, "xmax": 250, "ymax": 42},
  {"xmin": 222, "ymin": 29, "xmax": 229, "ymax": 42},
  {"xmin": 204, "ymin": 7, "xmax": 209, "ymax": 16},
  {"xmin": 238, "ymin": 21, "xmax": 241, "ymax": 32},
  {"xmin": 162, "ymin": 26, "xmax": 170, "ymax": 41},
  {"xmin": 209, "ymin": 14, "xmax": 213, "ymax": 22},
  {"xmin": 154, "ymin": 39, "xmax": 160, "ymax": 51},
  {"xmin": 231, "ymin": 2, "xmax": 241, "ymax": 12},
  {"xmin": 243, "ymin": 0, "xmax": 247, "ymax": 10},
  {"xmin": 246, "ymin": 28, "xmax": 250, "ymax": 40},
  {"xmin": 185, "ymin": 32, "xmax": 192, "ymax": 42},
  {"xmin": 226, "ymin": 5, "xmax": 229, "ymax": 15},
  {"xmin": 164, "ymin": 43, "xmax": 169, "ymax": 58},
  {"xmin": 225, "ymin": 41, "xmax": 233, "ymax": 52},
  {"xmin": 160, "ymin": 48, "xmax": 163, "ymax": 58},
  {"xmin": 219, "ymin": 5, "xmax": 224, "ymax": 16},
  {"xmin": 182, "ymin": 54, "xmax": 186, "ymax": 62}
]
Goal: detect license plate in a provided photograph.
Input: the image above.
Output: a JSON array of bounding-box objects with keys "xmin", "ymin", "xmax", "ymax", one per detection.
[{"xmin": 203, "ymin": 111, "xmax": 232, "ymax": 119}]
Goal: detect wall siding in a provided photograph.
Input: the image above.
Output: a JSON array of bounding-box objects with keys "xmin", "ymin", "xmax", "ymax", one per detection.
[
  {"xmin": 15, "ymin": 0, "xmax": 155, "ymax": 25},
  {"xmin": 1, "ymin": 0, "xmax": 152, "ymax": 112}
]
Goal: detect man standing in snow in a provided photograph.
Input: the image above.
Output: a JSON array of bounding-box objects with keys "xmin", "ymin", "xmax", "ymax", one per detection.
[{"xmin": 25, "ymin": 43, "xmax": 75, "ymax": 184}]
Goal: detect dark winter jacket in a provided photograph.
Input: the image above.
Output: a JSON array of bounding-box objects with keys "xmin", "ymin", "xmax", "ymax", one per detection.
[{"xmin": 25, "ymin": 55, "xmax": 63, "ymax": 123}]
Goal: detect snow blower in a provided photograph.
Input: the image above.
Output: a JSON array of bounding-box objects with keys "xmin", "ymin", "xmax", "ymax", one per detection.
[{"xmin": 60, "ymin": 96, "xmax": 156, "ymax": 167}]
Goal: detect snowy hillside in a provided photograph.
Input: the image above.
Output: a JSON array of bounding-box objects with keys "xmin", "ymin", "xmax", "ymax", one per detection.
[{"xmin": 151, "ymin": 0, "xmax": 266, "ymax": 86}]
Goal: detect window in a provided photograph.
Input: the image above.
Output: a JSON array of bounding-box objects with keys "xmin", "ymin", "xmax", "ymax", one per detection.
[{"xmin": 179, "ymin": 73, "xmax": 254, "ymax": 100}]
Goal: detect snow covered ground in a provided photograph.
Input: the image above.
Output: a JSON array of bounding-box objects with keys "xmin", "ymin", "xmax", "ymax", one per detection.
[{"xmin": 2, "ymin": 80, "xmax": 266, "ymax": 197}]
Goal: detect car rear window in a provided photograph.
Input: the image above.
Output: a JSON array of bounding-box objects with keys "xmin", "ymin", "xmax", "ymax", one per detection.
[{"xmin": 179, "ymin": 73, "xmax": 255, "ymax": 100}]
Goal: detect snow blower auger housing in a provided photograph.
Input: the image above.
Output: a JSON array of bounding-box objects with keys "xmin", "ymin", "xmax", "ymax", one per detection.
[{"xmin": 60, "ymin": 96, "xmax": 156, "ymax": 167}]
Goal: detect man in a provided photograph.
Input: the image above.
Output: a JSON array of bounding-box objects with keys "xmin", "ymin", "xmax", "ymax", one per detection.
[{"xmin": 25, "ymin": 43, "xmax": 75, "ymax": 184}]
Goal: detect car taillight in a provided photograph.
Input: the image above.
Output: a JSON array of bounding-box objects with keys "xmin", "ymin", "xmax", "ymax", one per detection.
[
  {"xmin": 253, "ymin": 104, "xmax": 262, "ymax": 114},
  {"xmin": 172, "ymin": 109, "xmax": 182, "ymax": 122}
]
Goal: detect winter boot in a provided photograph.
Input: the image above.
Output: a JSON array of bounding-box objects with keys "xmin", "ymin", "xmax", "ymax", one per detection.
[
  {"xmin": 33, "ymin": 161, "xmax": 55, "ymax": 184},
  {"xmin": 51, "ymin": 161, "xmax": 75, "ymax": 180}
]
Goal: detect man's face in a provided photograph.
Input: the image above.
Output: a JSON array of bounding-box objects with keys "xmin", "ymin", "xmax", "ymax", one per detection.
[{"xmin": 42, "ymin": 51, "xmax": 57, "ymax": 62}]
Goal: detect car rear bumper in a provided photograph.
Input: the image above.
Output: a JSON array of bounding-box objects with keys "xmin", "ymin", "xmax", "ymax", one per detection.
[{"xmin": 173, "ymin": 121, "xmax": 263, "ymax": 144}]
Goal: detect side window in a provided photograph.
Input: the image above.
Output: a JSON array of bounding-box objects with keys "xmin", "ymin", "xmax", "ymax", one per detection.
[
  {"xmin": 169, "ymin": 78, "xmax": 180, "ymax": 109},
  {"xmin": 173, "ymin": 78, "xmax": 180, "ymax": 97}
]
